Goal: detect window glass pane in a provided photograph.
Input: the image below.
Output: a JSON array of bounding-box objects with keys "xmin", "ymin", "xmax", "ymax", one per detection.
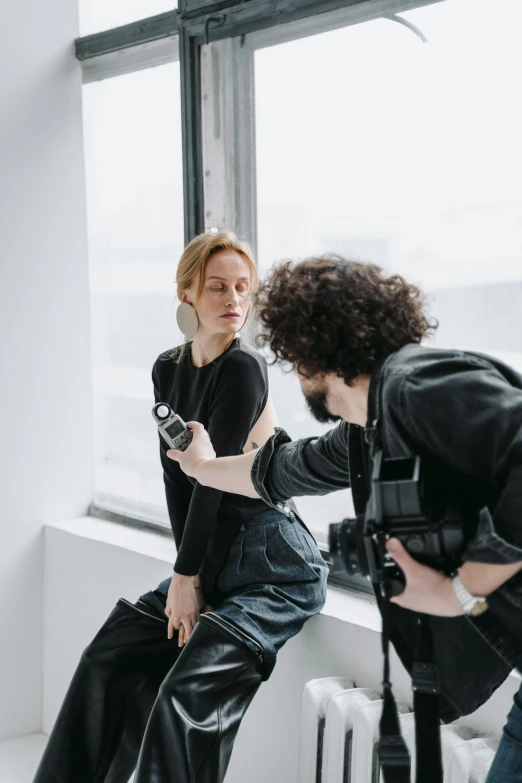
[
  {"xmin": 79, "ymin": 1, "xmax": 176, "ymax": 37},
  {"xmin": 82, "ymin": 63, "xmax": 184, "ymax": 523},
  {"xmin": 255, "ymin": 0, "xmax": 522, "ymax": 540}
]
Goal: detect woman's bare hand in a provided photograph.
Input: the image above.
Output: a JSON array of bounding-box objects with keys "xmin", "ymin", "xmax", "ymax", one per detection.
[{"xmin": 165, "ymin": 574, "xmax": 203, "ymax": 646}]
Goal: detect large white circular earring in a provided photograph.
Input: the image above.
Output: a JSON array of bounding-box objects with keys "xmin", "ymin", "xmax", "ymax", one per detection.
[{"xmin": 176, "ymin": 302, "xmax": 199, "ymax": 339}]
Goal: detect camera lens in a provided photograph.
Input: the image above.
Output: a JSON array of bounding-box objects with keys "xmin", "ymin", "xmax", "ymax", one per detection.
[
  {"xmin": 328, "ymin": 522, "xmax": 345, "ymax": 573},
  {"xmin": 328, "ymin": 516, "xmax": 369, "ymax": 576}
]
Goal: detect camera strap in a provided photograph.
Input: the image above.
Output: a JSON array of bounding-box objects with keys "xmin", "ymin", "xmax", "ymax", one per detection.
[
  {"xmin": 412, "ymin": 615, "xmax": 443, "ymax": 783},
  {"xmin": 378, "ymin": 604, "xmax": 443, "ymax": 783},
  {"xmin": 378, "ymin": 598, "xmax": 411, "ymax": 783}
]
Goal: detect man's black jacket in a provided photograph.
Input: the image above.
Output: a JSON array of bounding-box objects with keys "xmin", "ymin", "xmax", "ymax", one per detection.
[{"xmin": 251, "ymin": 343, "xmax": 522, "ymax": 721}]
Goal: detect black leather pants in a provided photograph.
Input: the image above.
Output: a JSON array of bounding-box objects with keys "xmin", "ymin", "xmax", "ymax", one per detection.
[
  {"xmin": 134, "ymin": 612, "xmax": 264, "ymax": 782},
  {"xmin": 33, "ymin": 599, "xmax": 264, "ymax": 783}
]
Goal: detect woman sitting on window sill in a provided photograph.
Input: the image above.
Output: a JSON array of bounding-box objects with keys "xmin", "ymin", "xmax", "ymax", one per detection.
[{"xmin": 33, "ymin": 230, "xmax": 328, "ymax": 783}]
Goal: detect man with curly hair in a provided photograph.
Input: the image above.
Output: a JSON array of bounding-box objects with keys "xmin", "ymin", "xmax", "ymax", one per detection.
[{"xmin": 169, "ymin": 254, "xmax": 522, "ymax": 783}]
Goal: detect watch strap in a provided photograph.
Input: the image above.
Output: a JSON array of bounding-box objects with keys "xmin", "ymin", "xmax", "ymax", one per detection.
[{"xmin": 451, "ymin": 574, "xmax": 488, "ymax": 616}]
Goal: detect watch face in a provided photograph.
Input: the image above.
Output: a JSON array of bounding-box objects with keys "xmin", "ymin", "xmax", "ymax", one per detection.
[{"xmin": 469, "ymin": 600, "xmax": 489, "ymax": 617}]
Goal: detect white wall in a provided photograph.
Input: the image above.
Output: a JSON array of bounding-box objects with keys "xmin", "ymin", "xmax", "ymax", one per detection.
[
  {"xmin": 43, "ymin": 519, "xmax": 520, "ymax": 783},
  {"xmin": 0, "ymin": 1, "xmax": 92, "ymax": 738}
]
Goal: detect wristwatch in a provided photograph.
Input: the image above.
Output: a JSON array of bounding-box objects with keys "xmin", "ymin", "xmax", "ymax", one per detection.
[{"xmin": 451, "ymin": 574, "xmax": 489, "ymax": 616}]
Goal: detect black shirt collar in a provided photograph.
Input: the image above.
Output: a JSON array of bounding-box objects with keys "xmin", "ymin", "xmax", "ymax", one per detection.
[{"xmin": 364, "ymin": 352, "xmax": 394, "ymax": 452}]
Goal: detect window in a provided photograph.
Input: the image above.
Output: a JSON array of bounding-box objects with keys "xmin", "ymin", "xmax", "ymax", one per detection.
[
  {"xmin": 79, "ymin": 0, "xmax": 522, "ymax": 587},
  {"xmin": 253, "ymin": 0, "xmax": 522, "ymax": 542},
  {"xmin": 82, "ymin": 62, "xmax": 184, "ymax": 525}
]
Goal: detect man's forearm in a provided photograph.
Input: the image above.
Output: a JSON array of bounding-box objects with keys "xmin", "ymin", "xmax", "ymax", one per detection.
[
  {"xmin": 459, "ymin": 560, "xmax": 522, "ymax": 597},
  {"xmin": 195, "ymin": 450, "xmax": 260, "ymax": 498}
]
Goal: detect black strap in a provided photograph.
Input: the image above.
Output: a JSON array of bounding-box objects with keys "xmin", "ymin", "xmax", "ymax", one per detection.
[
  {"xmin": 412, "ymin": 616, "xmax": 443, "ymax": 783},
  {"xmin": 378, "ymin": 595, "xmax": 411, "ymax": 783},
  {"xmin": 378, "ymin": 595, "xmax": 443, "ymax": 783}
]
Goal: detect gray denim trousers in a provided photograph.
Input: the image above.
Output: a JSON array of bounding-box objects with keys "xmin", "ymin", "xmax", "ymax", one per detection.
[{"xmin": 141, "ymin": 507, "xmax": 329, "ymax": 678}]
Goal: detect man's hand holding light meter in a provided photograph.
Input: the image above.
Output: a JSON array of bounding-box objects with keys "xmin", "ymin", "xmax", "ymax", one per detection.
[
  {"xmin": 167, "ymin": 422, "xmax": 216, "ymax": 476},
  {"xmin": 167, "ymin": 421, "xmax": 261, "ymax": 499}
]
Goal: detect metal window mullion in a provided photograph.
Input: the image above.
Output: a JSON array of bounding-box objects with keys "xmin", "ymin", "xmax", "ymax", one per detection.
[
  {"xmin": 180, "ymin": 27, "xmax": 205, "ymax": 242},
  {"xmin": 200, "ymin": 43, "xmax": 228, "ymax": 232},
  {"xmin": 232, "ymin": 41, "xmax": 257, "ymax": 251},
  {"xmin": 200, "ymin": 38, "xmax": 257, "ymax": 248}
]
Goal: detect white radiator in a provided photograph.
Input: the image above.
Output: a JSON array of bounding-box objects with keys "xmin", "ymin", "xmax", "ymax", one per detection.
[
  {"xmin": 298, "ymin": 678, "xmax": 499, "ymax": 783},
  {"xmin": 297, "ymin": 677, "xmax": 354, "ymax": 783},
  {"xmin": 442, "ymin": 733, "xmax": 498, "ymax": 783}
]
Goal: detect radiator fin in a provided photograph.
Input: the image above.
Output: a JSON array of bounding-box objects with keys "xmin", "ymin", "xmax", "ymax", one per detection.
[
  {"xmin": 322, "ymin": 688, "xmax": 410, "ymax": 783},
  {"xmin": 297, "ymin": 677, "xmax": 354, "ymax": 783},
  {"xmin": 443, "ymin": 732, "xmax": 498, "ymax": 783}
]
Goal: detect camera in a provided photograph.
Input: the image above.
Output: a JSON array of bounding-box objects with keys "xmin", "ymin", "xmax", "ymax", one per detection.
[
  {"xmin": 152, "ymin": 403, "xmax": 193, "ymax": 452},
  {"xmin": 328, "ymin": 451, "xmax": 467, "ymax": 597}
]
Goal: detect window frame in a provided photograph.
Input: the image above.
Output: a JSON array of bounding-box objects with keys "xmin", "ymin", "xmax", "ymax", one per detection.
[{"xmin": 76, "ymin": 0, "xmax": 442, "ymax": 596}]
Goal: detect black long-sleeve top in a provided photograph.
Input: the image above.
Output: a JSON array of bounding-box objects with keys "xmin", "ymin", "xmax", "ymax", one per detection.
[{"xmin": 152, "ymin": 337, "xmax": 270, "ymax": 578}]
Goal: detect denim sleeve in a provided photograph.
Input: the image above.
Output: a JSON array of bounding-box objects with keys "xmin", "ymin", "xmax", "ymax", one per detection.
[
  {"xmin": 464, "ymin": 507, "xmax": 522, "ymax": 564},
  {"xmin": 251, "ymin": 423, "xmax": 351, "ymax": 504},
  {"xmin": 399, "ymin": 360, "xmax": 522, "ymax": 563}
]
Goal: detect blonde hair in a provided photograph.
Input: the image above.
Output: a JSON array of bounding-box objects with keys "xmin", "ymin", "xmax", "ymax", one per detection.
[{"xmin": 174, "ymin": 231, "xmax": 258, "ymax": 361}]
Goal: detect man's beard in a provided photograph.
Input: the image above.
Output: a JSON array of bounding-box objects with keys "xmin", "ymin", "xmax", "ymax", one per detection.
[{"xmin": 304, "ymin": 388, "xmax": 341, "ymax": 424}]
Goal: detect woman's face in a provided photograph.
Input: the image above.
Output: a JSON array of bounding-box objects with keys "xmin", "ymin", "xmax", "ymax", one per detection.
[{"xmin": 187, "ymin": 250, "xmax": 252, "ymax": 338}]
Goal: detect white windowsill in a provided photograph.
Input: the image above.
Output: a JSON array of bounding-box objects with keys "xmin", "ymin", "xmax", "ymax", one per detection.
[
  {"xmin": 48, "ymin": 515, "xmax": 177, "ymax": 563},
  {"xmin": 45, "ymin": 516, "xmax": 522, "ymax": 677},
  {"xmin": 46, "ymin": 515, "xmax": 382, "ymax": 633}
]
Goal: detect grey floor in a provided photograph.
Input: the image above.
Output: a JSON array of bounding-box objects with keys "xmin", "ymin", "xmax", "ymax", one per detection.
[
  {"xmin": 0, "ymin": 735, "xmax": 47, "ymax": 783},
  {"xmin": 0, "ymin": 736, "xmax": 138, "ymax": 783}
]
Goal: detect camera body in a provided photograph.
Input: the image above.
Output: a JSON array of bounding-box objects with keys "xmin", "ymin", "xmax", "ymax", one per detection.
[
  {"xmin": 152, "ymin": 403, "xmax": 193, "ymax": 452},
  {"xmin": 328, "ymin": 451, "xmax": 467, "ymax": 596}
]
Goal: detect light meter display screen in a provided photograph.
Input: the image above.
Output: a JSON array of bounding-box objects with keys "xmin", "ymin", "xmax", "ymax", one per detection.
[{"xmin": 165, "ymin": 420, "xmax": 185, "ymax": 439}]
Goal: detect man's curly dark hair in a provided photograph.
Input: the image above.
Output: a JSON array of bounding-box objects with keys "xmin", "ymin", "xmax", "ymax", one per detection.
[{"xmin": 255, "ymin": 255, "xmax": 437, "ymax": 384}]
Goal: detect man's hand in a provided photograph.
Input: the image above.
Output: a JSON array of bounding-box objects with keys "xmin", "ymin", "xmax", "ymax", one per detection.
[
  {"xmin": 167, "ymin": 421, "xmax": 260, "ymax": 497},
  {"xmin": 167, "ymin": 421, "xmax": 216, "ymax": 479},
  {"xmin": 385, "ymin": 538, "xmax": 464, "ymax": 617},
  {"xmin": 165, "ymin": 573, "xmax": 204, "ymax": 646}
]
